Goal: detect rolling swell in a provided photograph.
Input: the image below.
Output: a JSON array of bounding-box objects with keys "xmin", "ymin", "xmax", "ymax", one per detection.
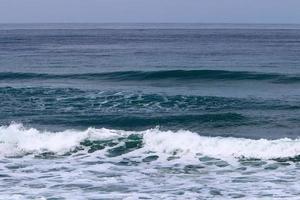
[
  {"xmin": 0, "ymin": 87, "xmax": 296, "ymax": 111},
  {"xmin": 2, "ymin": 87, "xmax": 299, "ymax": 111},
  {"xmin": 34, "ymin": 113, "xmax": 248, "ymax": 130},
  {"xmin": 0, "ymin": 87, "xmax": 299, "ymax": 132},
  {"xmin": 0, "ymin": 70, "xmax": 300, "ymax": 83}
]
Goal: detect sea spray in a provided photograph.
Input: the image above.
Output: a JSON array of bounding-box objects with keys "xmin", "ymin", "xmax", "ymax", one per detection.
[{"xmin": 1, "ymin": 123, "xmax": 300, "ymax": 161}]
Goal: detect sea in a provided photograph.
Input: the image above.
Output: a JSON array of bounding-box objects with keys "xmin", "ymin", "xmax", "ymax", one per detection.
[{"xmin": 0, "ymin": 23, "xmax": 300, "ymax": 199}]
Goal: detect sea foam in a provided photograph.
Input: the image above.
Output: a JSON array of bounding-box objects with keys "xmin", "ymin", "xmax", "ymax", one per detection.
[{"xmin": 0, "ymin": 123, "xmax": 300, "ymax": 160}]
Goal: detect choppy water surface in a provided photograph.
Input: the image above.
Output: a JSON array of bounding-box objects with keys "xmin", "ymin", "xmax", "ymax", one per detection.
[{"xmin": 1, "ymin": 24, "xmax": 300, "ymax": 199}]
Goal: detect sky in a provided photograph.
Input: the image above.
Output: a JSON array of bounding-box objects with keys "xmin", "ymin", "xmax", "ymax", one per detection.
[{"xmin": 1, "ymin": 0, "xmax": 300, "ymax": 24}]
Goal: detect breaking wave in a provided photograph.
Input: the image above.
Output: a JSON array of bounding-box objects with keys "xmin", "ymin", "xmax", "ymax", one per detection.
[{"xmin": 1, "ymin": 123, "xmax": 300, "ymax": 161}]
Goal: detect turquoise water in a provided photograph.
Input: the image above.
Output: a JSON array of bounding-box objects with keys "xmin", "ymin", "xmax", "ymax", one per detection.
[{"xmin": 1, "ymin": 24, "xmax": 300, "ymax": 199}]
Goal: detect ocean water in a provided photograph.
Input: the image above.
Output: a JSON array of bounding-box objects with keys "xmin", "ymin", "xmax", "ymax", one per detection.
[{"xmin": 1, "ymin": 23, "xmax": 300, "ymax": 199}]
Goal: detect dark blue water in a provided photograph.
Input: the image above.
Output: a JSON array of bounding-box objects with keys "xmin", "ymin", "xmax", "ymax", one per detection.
[
  {"xmin": 1, "ymin": 24, "xmax": 300, "ymax": 138},
  {"xmin": 1, "ymin": 24, "xmax": 300, "ymax": 199}
]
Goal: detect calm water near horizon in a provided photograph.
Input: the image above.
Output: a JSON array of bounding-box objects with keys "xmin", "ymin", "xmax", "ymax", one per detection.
[{"xmin": 1, "ymin": 23, "xmax": 300, "ymax": 199}]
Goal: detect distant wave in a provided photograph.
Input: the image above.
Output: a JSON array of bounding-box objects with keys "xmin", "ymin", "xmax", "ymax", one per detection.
[
  {"xmin": 1, "ymin": 87, "xmax": 298, "ymax": 112},
  {"xmin": 1, "ymin": 123, "xmax": 300, "ymax": 161},
  {"xmin": 0, "ymin": 70, "xmax": 299, "ymax": 83},
  {"xmin": 1, "ymin": 87, "xmax": 299, "ymax": 130}
]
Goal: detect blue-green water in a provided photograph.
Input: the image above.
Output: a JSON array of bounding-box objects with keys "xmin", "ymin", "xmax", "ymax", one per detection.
[{"xmin": 1, "ymin": 24, "xmax": 300, "ymax": 199}]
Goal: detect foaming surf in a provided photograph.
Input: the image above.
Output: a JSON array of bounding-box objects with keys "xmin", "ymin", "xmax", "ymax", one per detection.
[
  {"xmin": 1, "ymin": 123, "xmax": 300, "ymax": 161},
  {"xmin": 1, "ymin": 123, "xmax": 300, "ymax": 199}
]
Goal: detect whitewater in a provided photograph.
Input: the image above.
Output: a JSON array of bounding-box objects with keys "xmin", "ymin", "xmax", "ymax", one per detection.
[
  {"xmin": 1, "ymin": 123, "xmax": 300, "ymax": 160},
  {"xmin": 1, "ymin": 123, "xmax": 300, "ymax": 199}
]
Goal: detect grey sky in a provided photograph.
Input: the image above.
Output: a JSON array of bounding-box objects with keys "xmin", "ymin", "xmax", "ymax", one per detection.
[{"xmin": 1, "ymin": 0, "xmax": 300, "ymax": 24}]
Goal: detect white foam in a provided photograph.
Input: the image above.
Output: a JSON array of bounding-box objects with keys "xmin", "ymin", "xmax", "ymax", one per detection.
[
  {"xmin": 142, "ymin": 129, "xmax": 300, "ymax": 160},
  {"xmin": 0, "ymin": 123, "xmax": 128, "ymax": 156},
  {"xmin": 0, "ymin": 123, "xmax": 300, "ymax": 159}
]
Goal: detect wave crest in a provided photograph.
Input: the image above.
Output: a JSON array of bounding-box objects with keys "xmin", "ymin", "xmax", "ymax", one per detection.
[
  {"xmin": 1, "ymin": 123, "xmax": 300, "ymax": 160},
  {"xmin": 1, "ymin": 70, "xmax": 299, "ymax": 83}
]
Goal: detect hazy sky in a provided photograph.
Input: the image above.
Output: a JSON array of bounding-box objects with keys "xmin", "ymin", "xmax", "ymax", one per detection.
[{"xmin": 1, "ymin": 0, "xmax": 300, "ymax": 24}]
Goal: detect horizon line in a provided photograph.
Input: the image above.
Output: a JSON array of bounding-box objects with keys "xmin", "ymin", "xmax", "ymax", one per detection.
[{"xmin": 1, "ymin": 22, "xmax": 300, "ymax": 25}]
